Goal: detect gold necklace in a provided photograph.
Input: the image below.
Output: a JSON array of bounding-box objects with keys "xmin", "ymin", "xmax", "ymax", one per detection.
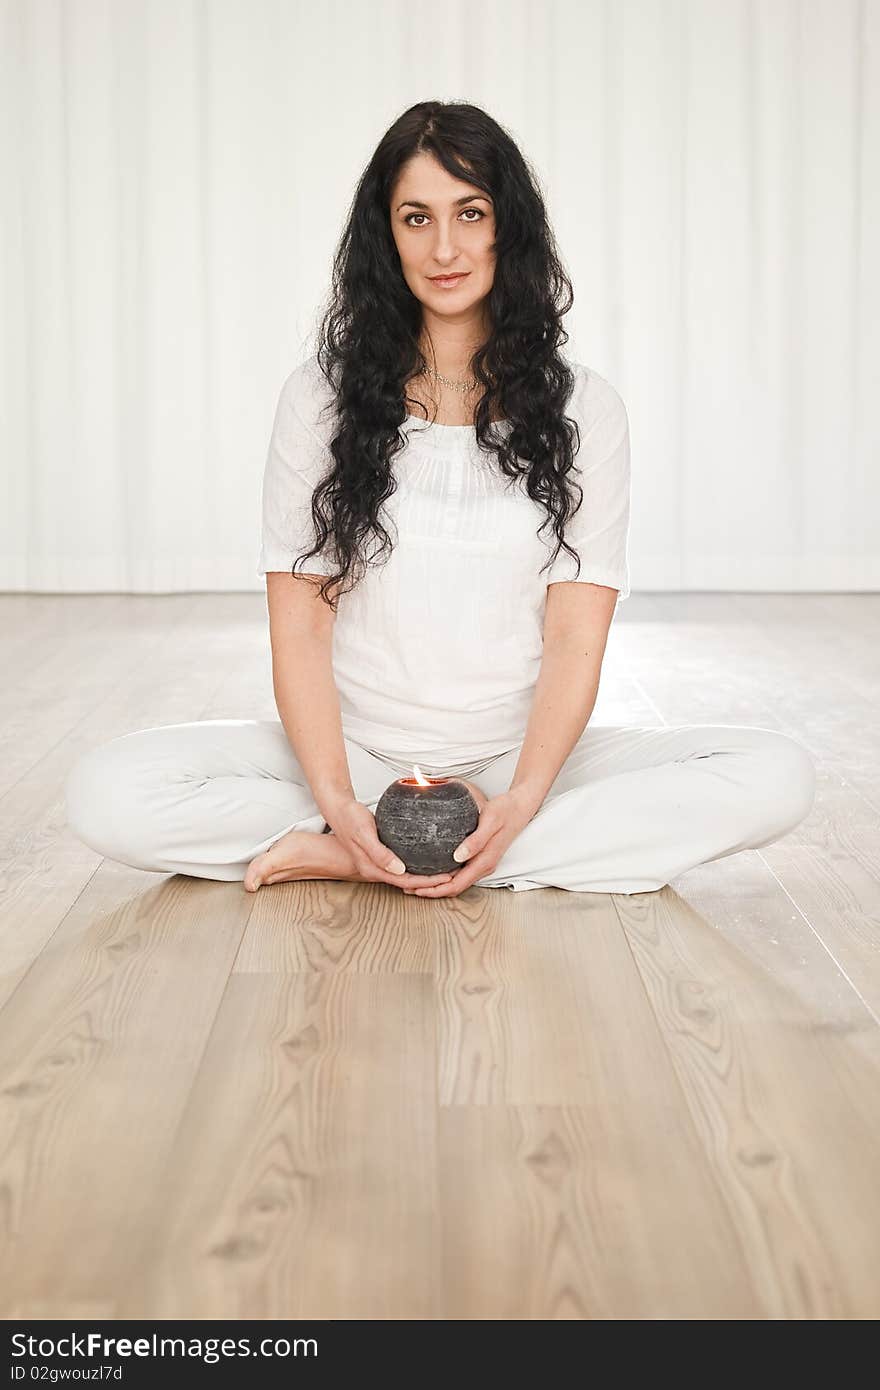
[{"xmin": 419, "ymin": 365, "xmax": 478, "ymax": 394}]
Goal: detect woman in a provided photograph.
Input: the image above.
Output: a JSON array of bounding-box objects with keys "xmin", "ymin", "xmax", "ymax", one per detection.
[{"xmin": 64, "ymin": 101, "xmax": 816, "ymax": 897}]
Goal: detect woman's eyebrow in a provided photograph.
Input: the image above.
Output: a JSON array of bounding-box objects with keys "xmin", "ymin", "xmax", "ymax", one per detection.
[{"xmin": 395, "ymin": 194, "xmax": 492, "ymax": 211}]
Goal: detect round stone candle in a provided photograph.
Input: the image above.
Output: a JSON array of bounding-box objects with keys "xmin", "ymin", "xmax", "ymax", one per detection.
[{"xmin": 374, "ymin": 764, "xmax": 480, "ymax": 875}]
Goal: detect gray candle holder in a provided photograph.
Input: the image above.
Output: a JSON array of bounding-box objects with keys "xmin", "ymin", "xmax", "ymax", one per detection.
[{"xmin": 374, "ymin": 776, "xmax": 480, "ymax": 875}]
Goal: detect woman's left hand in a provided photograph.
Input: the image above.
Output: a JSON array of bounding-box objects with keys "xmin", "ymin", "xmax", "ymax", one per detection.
[{"xmin": 404, "ymin": 781, "xmax": 537, "ymax": 898}]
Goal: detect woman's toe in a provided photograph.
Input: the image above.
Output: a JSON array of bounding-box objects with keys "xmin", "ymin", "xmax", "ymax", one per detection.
[{"xmin": 244, "ymin": 851, "xmax": 272, "ymax": 891}]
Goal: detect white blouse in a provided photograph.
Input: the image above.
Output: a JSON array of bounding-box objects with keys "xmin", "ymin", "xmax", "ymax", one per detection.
[{"xmin": 257, "ymin": 354, "xmax": 631, "ymax": 770}]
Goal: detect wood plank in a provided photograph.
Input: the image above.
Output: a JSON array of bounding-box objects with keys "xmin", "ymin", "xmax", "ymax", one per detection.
[
  {"xmin": 438, "ymin": 1104, "xmax": 755, "ymax": 1319},
  {"xmin": 433, "ymin": 887, "xmax": 762, "ymax": 1316},
  {"xmin": 118, "ymin": 972, "xmax": 438, "ymax": 1320},
  {"xmin": 615, "ymin": 887, "xmax": 880, "ymax": 1318},
  {"xmin": 232, "ymin": 879, "xmax": 438, "ymax": 976},
  {"xmin": 0, "ymin": 866, "xmax": 252, "ymax": 1318}
]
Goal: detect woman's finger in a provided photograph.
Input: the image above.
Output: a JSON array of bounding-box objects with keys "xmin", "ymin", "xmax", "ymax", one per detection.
[
  {"xmin": 423, "ymin": 823, "xmax": 508, "ymax": 896},
  {"xmin": 414, "ymin": 847, "xmax": 500, "ymax": 897},
  {"xmin": 367, "ymin": 864, "xmax": 454, "ymax": 888},
  {"xmin": 452, "ymin": 813, "xmax": 500, "ymax": 864},
  {"xmin": 413, "ymin": 872, "xmax": 482, "ymax": 897},
  {"xmin": 396, "ymin": 871, "xmax": 454, "ymax": 886},
  {"xmin": 353, "ymin": 833, "xmax": 408, "ymax": 877},
  {"xmin": 355, "ymin": 839, "xmax": 456, "ymax": 887}
]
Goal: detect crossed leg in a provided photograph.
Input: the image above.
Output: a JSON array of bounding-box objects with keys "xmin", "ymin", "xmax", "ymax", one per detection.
[
  {"xmin": 64, "ymin": 718, "xmax": 815, "ymax": 894},
  {"xmin": 468, "ymin": 722, "xmax": 816, "ymax": 893}
]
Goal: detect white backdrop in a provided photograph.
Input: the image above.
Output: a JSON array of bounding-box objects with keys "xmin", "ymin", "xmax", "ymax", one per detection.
[{"xmin": 1, "ymin": 0, "xmax": 877, "ymax": 595}]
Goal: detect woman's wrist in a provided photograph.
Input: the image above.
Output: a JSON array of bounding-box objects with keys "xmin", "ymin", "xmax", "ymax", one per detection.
[
  {"xmin": 314, "ymin": 783, "xmax": 357, "ymax": 819},
  {"xmin": 506, "ymin": 781, "xmax": 545, "ymax": 820}
]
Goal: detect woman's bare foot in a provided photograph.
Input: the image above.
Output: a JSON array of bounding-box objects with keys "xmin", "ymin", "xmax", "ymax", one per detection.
[{"xmin": 244, "ymin": 829, "xmax": 359, "ymax": 892}]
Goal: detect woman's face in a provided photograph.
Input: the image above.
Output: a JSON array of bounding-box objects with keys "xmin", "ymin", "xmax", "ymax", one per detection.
[{"xmin": 390, "ymin": 153, "xmax": 496, "ymax": 318}]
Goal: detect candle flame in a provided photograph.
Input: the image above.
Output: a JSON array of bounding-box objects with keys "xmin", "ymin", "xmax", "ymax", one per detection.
[{"xmin": 412, "ymin": 763, "xmax": 432, "ymax": 786}]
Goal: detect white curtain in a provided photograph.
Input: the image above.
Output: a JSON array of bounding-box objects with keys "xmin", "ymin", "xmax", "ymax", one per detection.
[{"xmin": 1, "ymin": 0, "xmax": 877, "ymax": 594}]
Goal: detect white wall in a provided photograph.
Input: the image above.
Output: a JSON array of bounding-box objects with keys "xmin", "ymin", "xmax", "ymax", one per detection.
[{"xmin": 1, "ymin": 0, "xmax": 877, "ymax": 594}]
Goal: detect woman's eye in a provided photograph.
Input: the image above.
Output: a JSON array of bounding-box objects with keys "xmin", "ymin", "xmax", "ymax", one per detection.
[{"xmin": 404, "ymin": 208, "xmax": 484, "ymax": 227}]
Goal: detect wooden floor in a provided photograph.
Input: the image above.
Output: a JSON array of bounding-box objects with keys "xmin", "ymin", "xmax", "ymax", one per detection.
[{"xmin": 1, "ymin": 591, "xmax": 878, "ymax": 1320}]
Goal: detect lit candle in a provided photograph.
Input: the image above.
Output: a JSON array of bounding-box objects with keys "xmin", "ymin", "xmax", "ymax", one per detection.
[{"xmin": 374, "ymin": 763, "xmax": 480, "ymax": 876}]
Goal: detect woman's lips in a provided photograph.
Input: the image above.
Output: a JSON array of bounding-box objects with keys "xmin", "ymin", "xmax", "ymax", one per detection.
[{"xmin": 428, "ymin": 273, "xmax": 468, "ymax": 288}]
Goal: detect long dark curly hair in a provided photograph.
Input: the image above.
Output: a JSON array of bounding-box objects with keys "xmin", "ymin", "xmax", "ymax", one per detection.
[{"xmin": 293, "ymin": 99, "xmax": 586, "ymax": 610}]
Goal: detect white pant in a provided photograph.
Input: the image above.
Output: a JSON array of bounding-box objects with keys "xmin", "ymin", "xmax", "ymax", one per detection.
[{"xmin": 63, "ymin": 719, "xmax": 817, "ymax": 894}]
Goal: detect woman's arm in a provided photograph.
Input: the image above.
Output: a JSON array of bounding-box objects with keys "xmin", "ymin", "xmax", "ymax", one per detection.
[
  {"xmin": 508, "ymin": 367, "xmax": 631, "ymax": 818},
  {"xmin": 266, "ymin": 572, "xmax": 456, "ymax": 889},
  {"xmin": 266, "ymin": 571, "xmax": 355, "ymax": 817},
  {"xmin": 507, "ymin": 581, "xmax": 620, "ymax": 817},
  {"xmin": 410, "ymin": 581, "xmax": 621, "ymax": 898}
]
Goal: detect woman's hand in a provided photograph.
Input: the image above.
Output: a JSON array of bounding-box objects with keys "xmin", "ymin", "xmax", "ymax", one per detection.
[
  {"xmin": 324, "ymin": 796, "xmax": 456, "ymax": 890},
  {"xmin": 405, "ymin": 782, "xmax": 537, "ymax": 898}
]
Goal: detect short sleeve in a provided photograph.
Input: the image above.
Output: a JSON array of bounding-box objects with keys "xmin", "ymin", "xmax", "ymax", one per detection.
[
  {"xmin": 256, "ymin": 356, "xmax": 338, "ymax": 577},
  {"xmin": 544, "ymin": 365, "xmax": 631, "ymax": 602}
]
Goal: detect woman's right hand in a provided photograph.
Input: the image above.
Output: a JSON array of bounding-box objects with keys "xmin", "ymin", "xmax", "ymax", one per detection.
[{"xmin": 323, "ymin": 796, "xmax": 455, "ymax": 890}]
